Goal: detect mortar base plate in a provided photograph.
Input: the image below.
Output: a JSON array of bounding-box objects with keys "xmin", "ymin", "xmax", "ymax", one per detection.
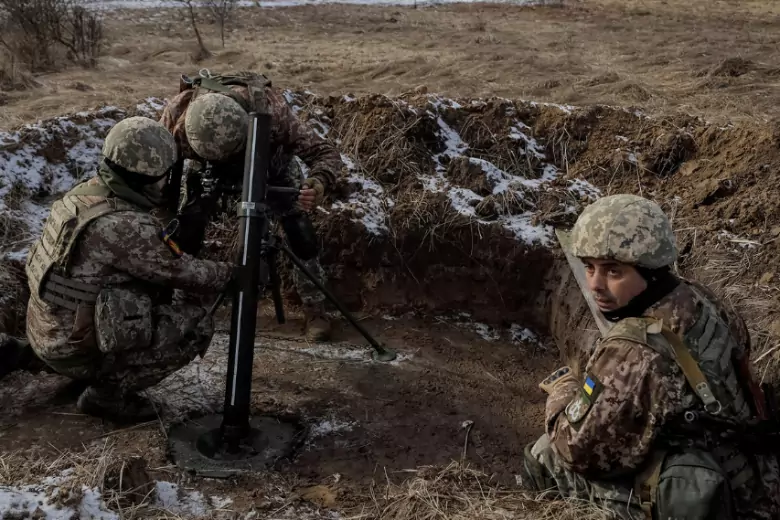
[{"xmin": 167, "ymin": 413, "xmax": 304, "ymax": 478}]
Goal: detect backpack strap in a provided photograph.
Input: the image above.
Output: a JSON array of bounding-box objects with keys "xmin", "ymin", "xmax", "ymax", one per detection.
[
  {"xmin": 67, "ymin": 182, "xmax": 113, "ymax": 198},
  {"xmin": 655, "ymin": 321, "xmax": 723, "ymax": 416},
  {"xmin": 604, "ymin": 317, "xmax": 723, "ymax": 416},
  {"xmin": 634, "ymin": 449, "xmax": 666, "ymax": 519}
]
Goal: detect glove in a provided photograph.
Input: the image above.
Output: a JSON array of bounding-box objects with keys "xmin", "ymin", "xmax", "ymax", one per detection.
[
  {"xmin": 539, "ymin": 366, "xmax": 577, "ymax": 394},
  {"xmin": 301, "ymin": 177, "xmax": 325, "ymax": 208}
]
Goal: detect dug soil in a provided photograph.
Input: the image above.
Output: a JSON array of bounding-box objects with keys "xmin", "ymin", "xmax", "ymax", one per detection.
[{"xmin": 0, "ymin": 307, "xmax": 556, "ymax": 516}]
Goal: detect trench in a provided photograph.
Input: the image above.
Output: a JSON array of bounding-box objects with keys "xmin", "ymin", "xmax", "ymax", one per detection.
[{"xmin": 4, "ymin": 90, "xmax": 780, "ymax": 513}]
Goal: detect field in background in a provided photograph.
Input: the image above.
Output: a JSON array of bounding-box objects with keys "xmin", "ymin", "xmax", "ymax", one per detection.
[{"xmin": 2, "ymin": 0, "xmax": 780, "ymax": 128}]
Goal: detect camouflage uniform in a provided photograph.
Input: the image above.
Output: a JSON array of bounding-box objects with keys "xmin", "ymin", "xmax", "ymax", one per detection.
[
  {"xmin": 158, "ymin": 72, "xmax": 343, "ymax": 315},
  {"xmin": 520, "ymin": 195, "xmax": 780, "ymax": 519},
  {"xmin": 24, "ymin": 117, "xmax": 234, "ymax": 421}
]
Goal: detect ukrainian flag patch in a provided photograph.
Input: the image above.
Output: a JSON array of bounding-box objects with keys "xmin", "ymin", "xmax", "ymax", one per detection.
[
  {"xmin": 583, "ymin": 376, "xmax": 596, "ymax": 396},
  {"xmin": 565, "ymin": 372, "xmax": 603, "ymax": 428}
]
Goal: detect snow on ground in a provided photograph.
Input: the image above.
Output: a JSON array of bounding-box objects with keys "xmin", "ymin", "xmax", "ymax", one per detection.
[
  {"xmin": 278, "ymin": 91, "xmax": 601, "ymax": 247},
  {"xmin": 308, "ymin": 416, "xmax": 357, "ymax": 439},
  {"xmin": 0, "ymin": 98, "xmax": 165, "ymax": 261},
  {"xmin": 1, "ymin": 90, "xmax": 600, "ymax": 261},
  {"xmin": 438, "ymin": 311, "xmax": 541, "ymax": 346},
  {"xmin": 0, "ymin": 479, "xmax": 233, "ymax": 520},
  {"xmin": 330, "ymin": 157, "xmax": 395, "ymax": 236}
]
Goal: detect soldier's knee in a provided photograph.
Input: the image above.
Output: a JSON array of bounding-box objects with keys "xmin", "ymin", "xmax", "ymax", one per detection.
[{"xmin": 518, "ymin": 435, "xmax": 555, "ymax": 492}]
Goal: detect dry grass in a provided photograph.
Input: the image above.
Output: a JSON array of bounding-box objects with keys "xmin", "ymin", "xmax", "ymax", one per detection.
[
  {"xmin": 673, "ymin": 222, "xmax": 780, "ymax": 385},
  {"xmin": 354, "ymin": 461, "xmax": 611, "ymax": 520},
  {"xmin": 2, "ymin": 0, "xmax": 780, "ymax": 128},
  {"xmin": 0, "ymin": 437, "xmax": 213, "ymax": 519}
]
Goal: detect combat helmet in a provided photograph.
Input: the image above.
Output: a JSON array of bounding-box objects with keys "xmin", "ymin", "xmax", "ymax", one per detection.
[
  {"xmin": 102, "ymin": 116, "xmax": 177, "ymax": 178},
  {"xmin": 570, "ymin": 194, "xmax": 678, "ymax": 269},
  {"xmin": 184, "ymin": 92, "xmax": 250, "ymax": 162}
]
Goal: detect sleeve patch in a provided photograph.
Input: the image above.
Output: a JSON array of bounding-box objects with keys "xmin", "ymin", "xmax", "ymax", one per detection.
[
  {"xmin": 565, "ymin": 372, "xmax": 604, "ymax": 426},
  {"xmin": 159, "ymin": 220, "xmax": 183, "ymax": 258}
]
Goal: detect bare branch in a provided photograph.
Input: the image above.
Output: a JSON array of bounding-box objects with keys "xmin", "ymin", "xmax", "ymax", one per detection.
[
  {"xmin": 204, "ymin": 0, "xmax": 237, "ymax": 47},
  {"xmin": 175, "ymin": 0, "xmax": 212, "ymax": 59}
]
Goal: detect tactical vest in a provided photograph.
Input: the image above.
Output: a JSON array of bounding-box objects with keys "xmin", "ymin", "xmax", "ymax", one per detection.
[
  {"xmin": 603, "ymin": 284, "xmax": 757, "ymax": 519},
  {"xmin": 25, "ymin": 182, "xmax": 138, "ymax": 311},
  {"xmin": 180, "ymin": 69, "xmax": 272, "ymax": 114}
]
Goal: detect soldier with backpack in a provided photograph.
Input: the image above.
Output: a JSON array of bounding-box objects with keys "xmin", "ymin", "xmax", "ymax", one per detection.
[
  {"xmin": 159, "ymin": 70, "xmax": 344, "ymax": 342},
  {"xmin": 518, "ymin": 194, "xmax": 780, "ymax": 519}
]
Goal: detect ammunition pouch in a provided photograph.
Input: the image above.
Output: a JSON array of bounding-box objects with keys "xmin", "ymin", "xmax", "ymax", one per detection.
[{"xmin": 94, "ymin": 287, "xmax": 153, "ymax": 354}]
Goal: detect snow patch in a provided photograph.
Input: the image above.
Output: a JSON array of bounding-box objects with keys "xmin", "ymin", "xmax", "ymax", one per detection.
[
  {"xmin": 509, "ymin": 324, "xmax": 538, "ymax": 345},
  {"xmin": 154, "ymin": 481, "xmax": 231, "ymax": 517},
  {"xmin": 0, "ymin": 102, "xmax": 168, "ymax": 260},
  {"xmin": 309, "ymin": 417, "xmax": 357, "ymax": 438},
  {"xmin": 330, "ymin": 168, "xmax": 394, "ymax": 236},
  {"xmin": 0, "ymin": 479, "xmax": 230, "ymax": 520}
]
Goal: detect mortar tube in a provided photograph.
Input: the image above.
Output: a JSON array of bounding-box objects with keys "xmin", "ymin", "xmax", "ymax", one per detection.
[{"xmin": 219, "ymin": 111, "xmax": 272, "ymax": 451}]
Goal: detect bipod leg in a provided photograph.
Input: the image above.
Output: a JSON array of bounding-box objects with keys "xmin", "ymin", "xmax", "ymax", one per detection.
[
  {"xmin": 267, "ymin": 247, "xmax": 285, "ymax": 324},
  {"xmin": 277, "ymin": 243, "xmax": 397, "ymax": 362}
]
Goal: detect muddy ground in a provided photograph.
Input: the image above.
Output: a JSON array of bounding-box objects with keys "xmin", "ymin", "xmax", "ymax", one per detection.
[
  {"xmin": 3, "ymin": 1, "xmax": 780, "ymax": 517},
  {"xmin": 0, "ymin": 306, "xmax": 556, "ymax": 518}
]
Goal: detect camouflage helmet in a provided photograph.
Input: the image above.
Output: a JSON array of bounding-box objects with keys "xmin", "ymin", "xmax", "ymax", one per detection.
[
  {"xmin": 102, "ymin": 116, "xmax": 177, "ymax": 177},
  {"xmin": 184, "ymin": 92, "xmax": 249, "ymax": 161},
  {"xmin": 570, "ymin": 194, "xmax": 678, "ymax": 269}
]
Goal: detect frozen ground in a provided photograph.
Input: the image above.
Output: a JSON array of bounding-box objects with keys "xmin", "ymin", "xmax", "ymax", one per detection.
[{"xmin": 0, "ymin": 91, "xmax": 599, "ymax": 262}]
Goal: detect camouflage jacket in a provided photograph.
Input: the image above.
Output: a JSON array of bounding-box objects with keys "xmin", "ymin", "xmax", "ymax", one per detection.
[
  {"xmin": 26, "ymin": 177, "xmax": 233, "ymax": 364},
  {"xmin": 159, "ymin": 84, "xmax": 343, "ymax": 191},
  {"xmin": 545, "ymin": 279, "xmax": 754, "ymax": 477}
]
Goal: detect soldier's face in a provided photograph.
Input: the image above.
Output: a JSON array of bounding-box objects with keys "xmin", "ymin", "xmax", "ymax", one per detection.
[{"xmin": 582, "ymin": 258, "xmax": 648, "ymax": 312}]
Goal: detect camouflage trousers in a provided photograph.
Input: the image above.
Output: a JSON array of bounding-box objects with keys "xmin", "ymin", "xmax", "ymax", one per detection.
[
  {"xmin": 291, "ymin": 256, "xmax": 327, "ymax": 307},
  {"xmin": 48, "ymin": 303, "xmax": 213, "ymax": 395},
  {"xmin": 519, "ymin": 434, "xmax": 645, "ymax": 520},
  {"xmin": 273, "ymin": 157, "xmax": 328, "ymax": 308}
]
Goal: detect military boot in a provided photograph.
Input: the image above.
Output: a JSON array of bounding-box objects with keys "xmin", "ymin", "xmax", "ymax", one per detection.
[
  {"xmin": 303, "ymin": 303, "xmax": 332, "ymax": 342},
  {"xmin": 77, "ymin": 385, "xmax": 157, "ymax": 424},
  {"xmin": 0, "ymin": 333, "xmax": 50, "ymax": 381}
]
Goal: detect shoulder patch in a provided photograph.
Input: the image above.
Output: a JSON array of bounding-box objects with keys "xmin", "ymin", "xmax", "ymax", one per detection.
[
  {"xmin": 159, "ymin": 220, "xmax": 183, "ymax": 258},
  {"xmin": 565, "ymin": 372, "xmax": 604, "ymax": 427}
]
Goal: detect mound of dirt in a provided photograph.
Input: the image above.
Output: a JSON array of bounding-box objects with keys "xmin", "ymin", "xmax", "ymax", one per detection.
[
  {"xmin": 4, "ymin": 88, "xmax": 780, "ymax": 380},
  {"xmin": 200, "ymin": 92, "xmax": 598, "ymax": 329},
  {"xmin": 704, "ymin": 57, "xmax": 753, "ymax": 78}
]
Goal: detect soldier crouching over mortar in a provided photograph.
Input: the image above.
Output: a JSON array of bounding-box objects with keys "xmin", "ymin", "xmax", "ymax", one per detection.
[
  {"xmin": 158, "ymin": 70, "xmax": 344, "ymax": 342},
  {"xmin": 23, "ymin": 117, "xmax": 236, "ymax": 423},
  {"xmin": 517, "ymin": 195, "xmax": 780, "ymax": 519}
]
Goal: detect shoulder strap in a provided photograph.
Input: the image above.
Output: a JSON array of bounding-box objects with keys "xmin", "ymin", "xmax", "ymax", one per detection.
[
  {"xmin": 635, "ymin": 449, "xmax": 666, "ymax": 518},
  {"xmin": 191, "ymin": 75, "xmax": 252, "ymax": 112},
  {"xmin": 658, "ymin": 324, "xmax": 723, "ymax": 415},
  {"xmin": 198, "ymin": 76, "xmax": 239, "ymax": 96},
  {"xmin": 67, "ymin": 182, "xmax": 113, "ymax": 198},
  {"xmin": 604, "ymin": 316, "xmax": 723, "ymax": 415}
]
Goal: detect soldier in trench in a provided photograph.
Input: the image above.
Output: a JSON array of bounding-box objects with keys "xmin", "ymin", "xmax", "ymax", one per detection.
[
  {"xmin": 158, "ymin": 70, "xmax": 344, "ymax": 342},
  {"xmin": 21, "ymin": 116, "xmax": 235, "ymax": 422},
  {"xmin": 517, "ymin": 194, "xmax": 780, "ymax": 519}
]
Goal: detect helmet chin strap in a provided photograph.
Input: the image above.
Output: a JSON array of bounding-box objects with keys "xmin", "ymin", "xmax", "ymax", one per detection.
[{"xmin": 602, "ymin": 266, "xmax": 680, "ymax": 322}]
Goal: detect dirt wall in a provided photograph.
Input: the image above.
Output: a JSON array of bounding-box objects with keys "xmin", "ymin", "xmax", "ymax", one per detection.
[{"xmin": 4, "ymin": 91, "xmax": 780, "ymax": 379}]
